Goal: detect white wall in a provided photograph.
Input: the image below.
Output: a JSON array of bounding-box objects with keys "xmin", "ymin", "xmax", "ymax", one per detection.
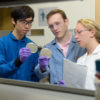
[{"xmin": 27, "ymin": 0, "xmax": 95, "ymax": 46}]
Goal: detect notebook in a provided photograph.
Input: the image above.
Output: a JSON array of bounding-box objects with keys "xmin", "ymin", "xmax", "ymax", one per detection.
[{"xmin": 63, "ymin": 58, "xmax": 87, "ymax": 89}]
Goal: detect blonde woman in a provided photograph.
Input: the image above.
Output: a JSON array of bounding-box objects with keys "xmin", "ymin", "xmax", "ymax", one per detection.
[{"xmin": 75, "ymin": 19, "xmax": 100, "ymax": 90}]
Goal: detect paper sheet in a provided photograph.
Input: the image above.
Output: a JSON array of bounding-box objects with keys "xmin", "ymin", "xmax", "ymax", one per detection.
[{"xmin": 63, "ymin": 59, "xmax": 87, "ymax": 89}]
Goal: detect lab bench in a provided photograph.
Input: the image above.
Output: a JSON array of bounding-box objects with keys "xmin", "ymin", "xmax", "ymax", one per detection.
[{"xmin": 0, "ymin": 78, "xmax": 95, "ymax": 100}]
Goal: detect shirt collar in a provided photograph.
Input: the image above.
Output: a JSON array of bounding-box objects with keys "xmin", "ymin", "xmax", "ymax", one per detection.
[
  {"xmin": 9, "ymin": 31, "xmax": 26, "ymax": 42},
  {"xmin": 71, "ymin": 35, "xmax": 77, "ymax": 43},
  {"xmin": 51, "ymin": 35, "xmax": 77, "ymax": 45},
  {"xmin": 51, "ymin": 38, "xmax": 57, "ymax": 45},
  {"xmin": 92, "ymin": 44, "xmax": 100, "ymax": 55}
]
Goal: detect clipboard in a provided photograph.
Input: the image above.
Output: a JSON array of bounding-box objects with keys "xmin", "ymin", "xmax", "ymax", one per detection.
[{"xmin": 63, "ymin": 58, "xmax": 87, "ymax": 89}]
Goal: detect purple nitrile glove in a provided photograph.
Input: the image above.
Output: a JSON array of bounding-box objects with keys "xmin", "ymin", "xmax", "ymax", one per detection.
[
  {"xmin": 38, "ymin": 56, "xmax": 50, "ymax": 69},
  {"xmin": 19, "ymin": 47, "xmax": 31, "ymax": 63},
  {"xmin": 58, "ymin": 80, "xmax": 66, "ymax": 87}
]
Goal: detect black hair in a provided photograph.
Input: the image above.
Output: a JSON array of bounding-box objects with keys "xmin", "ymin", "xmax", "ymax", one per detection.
[{"xmin": 11, "ymin": 6, "xmax": 34, "ymax": 22}]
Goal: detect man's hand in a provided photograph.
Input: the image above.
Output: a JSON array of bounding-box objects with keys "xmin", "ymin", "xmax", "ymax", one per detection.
[
  {"xmin": 38, "ymin": 56, "xmax": 50, "ymax": 72},
  {"xmin": 19, "ymin": 47, "xmax": 31, "ymax": 63},
  {"xmin": 58, "ymin": 80, "xmax": 66, "ymax": 87}
]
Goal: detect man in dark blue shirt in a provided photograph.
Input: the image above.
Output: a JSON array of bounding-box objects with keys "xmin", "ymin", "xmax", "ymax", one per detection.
[{"xmin": 0, "ymin": 6, "xmax": 39, "ymax": 82}]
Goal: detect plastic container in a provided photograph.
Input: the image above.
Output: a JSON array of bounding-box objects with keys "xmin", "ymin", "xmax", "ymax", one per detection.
[{"xmin": 95, "ymin": 60, "xmax": 100, "ymax": 100}]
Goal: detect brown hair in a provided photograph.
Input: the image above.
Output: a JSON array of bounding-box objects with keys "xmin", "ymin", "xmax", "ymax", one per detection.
[{"xmin": 46, "ymin": 9, "xmax": 67, "ymax": 20}]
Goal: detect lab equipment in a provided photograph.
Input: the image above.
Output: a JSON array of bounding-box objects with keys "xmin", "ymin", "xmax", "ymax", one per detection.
[
  {"xmin": 39, "ymin": 48, "xmax": 52, "ymax": 58},
  {"xmin": 26, "ymin": 42, "xmax": 38, "ymax": 53}
]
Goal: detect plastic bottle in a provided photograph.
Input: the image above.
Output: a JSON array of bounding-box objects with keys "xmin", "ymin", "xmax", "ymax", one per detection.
[{"xmin": 95, "ymin": 60, "xmax": 100, "ymax": 100}]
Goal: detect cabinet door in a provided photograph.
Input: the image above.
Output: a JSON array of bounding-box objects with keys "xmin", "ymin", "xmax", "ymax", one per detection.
[
  {"xmin": 0, "ymin": 8, "xmax": 13, "ymax": 30},
  {"xmin": 96, "ymin": 0, "xmax": 100, "ymax": 25}
]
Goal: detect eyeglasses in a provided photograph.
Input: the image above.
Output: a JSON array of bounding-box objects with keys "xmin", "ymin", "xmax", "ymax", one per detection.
[
  {"xmin": 74, "ymin": 29, "xmax": 88, "ymax": 35},
  {"xmin": 19, "ymin": 19, "xmax": 33, "ymax": 26},
  {"xmin": 49, "ymin": 22, "xmax": 61, "ymax": 29}
]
